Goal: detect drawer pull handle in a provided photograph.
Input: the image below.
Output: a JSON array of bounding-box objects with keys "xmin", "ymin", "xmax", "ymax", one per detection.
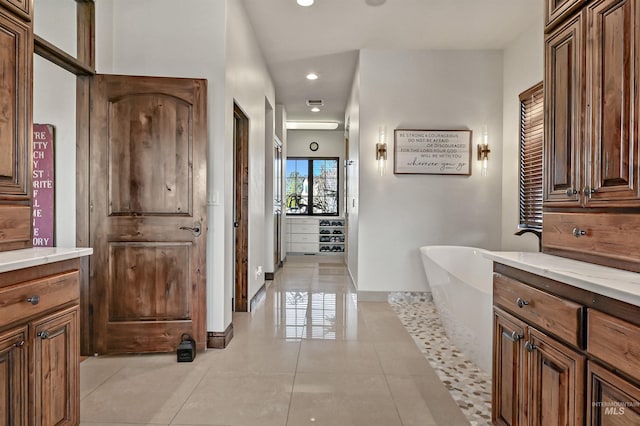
[
  {"xmin": 15, "ymin": 340, "xmax": 25, "ymax": 347},
  {"xmin": 37, "ymin": 331, "xmax": 50, "ymax": 340},
  {"xmin": 565, "ymin": 188, "xmax": 577, "ymax": 196},
  {"xmin": 503, "ymin": 331, "xmax": 523, "ymax": 342},
  {"xmin": 572, "ymin": 227, "xmax": 587, "ymax": 238},
  {"xmin": 516, "ymin": 297, "xmax": 529, "ymax": 308},
  {"xmin": 26, "ymin": 295, "xmax": 40, "ymax": 305},
  {"xmin": 525, "ymin": 341, "xmax": 537, "ymax": 352}
]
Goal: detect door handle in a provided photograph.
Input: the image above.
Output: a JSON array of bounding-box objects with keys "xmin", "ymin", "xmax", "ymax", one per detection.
[
  {"xmin": 234, "ymin": 221, "xmax": 239, "ymax": 228},
  {"xmin": 179, "ymin": 222, "xmax": 202, "ymax": 237}
]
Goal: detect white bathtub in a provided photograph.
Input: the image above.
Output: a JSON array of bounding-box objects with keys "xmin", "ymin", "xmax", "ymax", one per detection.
[{"xmin": 420, "ymin": 245, "xmax": 493, "ymax": 374}]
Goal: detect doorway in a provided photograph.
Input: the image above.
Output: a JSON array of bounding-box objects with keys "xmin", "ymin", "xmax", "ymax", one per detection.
[
  {"xmin": 274, "ymin": 139, "xmax": 283, "ymax": 268},
  {"xmin": 233, "ymin": 104, "xmax": 249, "ymax": 312}
]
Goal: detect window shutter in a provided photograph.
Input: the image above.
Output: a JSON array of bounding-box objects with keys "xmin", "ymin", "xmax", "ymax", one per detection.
[{"xmin": 519, "ymin": 82, "xmax": 544, "ymax": 229}]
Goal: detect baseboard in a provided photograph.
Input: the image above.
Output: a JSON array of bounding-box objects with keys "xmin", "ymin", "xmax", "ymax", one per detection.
[
  {"xmin": 207, "ymin": 323, "xmax": 234, "ymax": 349},
  {"xmin": 249, "ymin": 282, "xmax": 267, "ymax": 312}
]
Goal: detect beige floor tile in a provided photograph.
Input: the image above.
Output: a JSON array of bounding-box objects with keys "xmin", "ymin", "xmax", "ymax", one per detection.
[
  {"xmin": 80, "ymin": 361, "xmax": 122, "ymax": 400},
  {"xmin": 80, "ymin": 364, "xmax": 204, "ymax": 424},
  {"xmin": 373, "ymin": 340, "xmax": 435, "ymax": 376},
  {"xmin": 203, "ymin": 340, "xmax": 301, "ymax": 374},
  {"xmin": 171, "ymin": 372, "xmax": 293, "ymax": 426},
  {"xmin": 386, "ymin": 374, "xmax": 470, "ymax": 426},
  {"xmin": 80, "ymin": 423, "xmax": 168, "ymax": 426},
  {"xmin": 297, "ymin": 340, "xmax": 382, "ymax": 374}
]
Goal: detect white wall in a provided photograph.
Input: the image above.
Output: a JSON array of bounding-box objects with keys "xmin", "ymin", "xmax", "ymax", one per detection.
[
  {"xmin": 33, "ymin": 56, "xmax": 76, "ymax": 248},
  {"xmin": 501, "ymin": 20, "xmax": 544, "ymax": 251},
  {"xmin": 356, "ymin": 49, "xmax": 504, "ymax": 294},
  {"xmin": 33, "ymin": 0, "xmax": 76, "ymax": 58},
  {"xmin": 345, "ymin": 63, "xmax": 361, "ymax": 286},
  {"xmin": 224, "ymin": 0, "xmax": 276, "ymax": 317}
]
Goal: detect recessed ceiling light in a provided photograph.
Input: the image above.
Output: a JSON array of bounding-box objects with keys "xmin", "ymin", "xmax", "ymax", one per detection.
[
  {"xmin": 297, "ymin": 0, "xmax": 314, "ymax": 6},
  {"xmin": 365, "ymin": 0, "xmax": 386, "ymax": 5},
  {"xmin": 306, "ymin": 73, "xmax": 319, "ymax": 80},
  {"xmin": 311, "ymin": 107, "xmax": 320, "ymax": 112}
]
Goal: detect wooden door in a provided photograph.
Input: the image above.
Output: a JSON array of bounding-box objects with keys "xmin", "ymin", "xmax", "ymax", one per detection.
[
  {"xmin": 586, "ymin": 0, "xmax": 640, "ymax": 207},
  {"xmin": 545, "ymin": 0, "xmax": 583, "ymax": 31},
  {"xmin": 32, "ymin": 306, "xmax": 78, "ymax": 426},
  {"xmin": 0, "ymin": 327, "xmax": 27, "ymax": 426},
  {"xmin": 90, "ymin": 75, "xmax": 207, "ymax": 353},
  {"xmin": 526, "ymin": 328, "xmax": 585, "ymax": 426},
  {"xmin": 0, "ymin": 0, "xmax": 32, "ymax": 20},
  {"xmin": 492, "ymin": 308, "xmax": 526, "ymax": 426},
  {"xmin": 233, "ymin": 104, "xmax": 249, "ymax": 312},
  {"xmin": 544, "ymin": 11, "xmax": 584, "ymax": 207},
  {"xmin": 0, "ymin": 8, "xmax": 31, "ymax": 252},
  {"xmin": 587, "ymin": 361, "xmax": 640, "ymax": 424}
]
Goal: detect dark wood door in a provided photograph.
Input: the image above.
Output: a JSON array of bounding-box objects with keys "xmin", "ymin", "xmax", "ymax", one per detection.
[
  {"xmin": 233, "ymin": 104, "xmax": 249, "ymax": 312},
  {"xmin": 587, "ymin": 361, "xmax": 640, "ymax": 424},
  {"xmin": 0, "ymin": 7, "xmax": 31, "ymax": 252},
  {"xmin": 586, "ymin": 0, "xmax": 640, "ymax": 207},
  {"xmin": 544, "ymin": 11, "xmax": 584, "ymax": 207},
  {"xmin": 492, "ymin": 308, "xmax": 526, "ymax": 426},
  {"xmin": 90, "ymin": 75, "xmax": 207, "ymax": 353},
  {"xmin": 0, "ymin": 327, "xmax": 27, "ymax": 426},
  {"xmin": 526, "ymin": 327, "xmax": 585, "ymax": 426},
  {"xmin": 32, "ymin": 306, "xmax": 78, "ymax": 426}
]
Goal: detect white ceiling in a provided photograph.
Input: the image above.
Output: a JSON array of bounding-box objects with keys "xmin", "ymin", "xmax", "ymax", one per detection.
[{"xmin": 241, "ymin": 0, "xmax": 542, "ymax": 125}]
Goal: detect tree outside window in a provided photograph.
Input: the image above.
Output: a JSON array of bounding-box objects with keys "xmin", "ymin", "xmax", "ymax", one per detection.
[{"xmin": 286, "ymin": 158, "xmax": 338, "ymax": 216}]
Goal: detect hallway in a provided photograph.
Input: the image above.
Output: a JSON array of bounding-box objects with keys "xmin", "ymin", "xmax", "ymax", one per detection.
[{"xmin": 79, "ymin": 256, "xmax": 470, "ymax": 425}]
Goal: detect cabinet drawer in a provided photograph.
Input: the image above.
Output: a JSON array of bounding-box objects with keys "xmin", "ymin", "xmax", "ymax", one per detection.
[
  {"xmin": 291, "ymin": 224, "xmax": 318, "ymax": 234},
  {"xmin": 543, "ymin": 212, "xmax": 640, "ymax": 268},
  {"xmin": 288, "ymin": 218, "xmax": 317, "ymax": 226},
  {"xmin": 289, "ymin": 233, "xmax": 317, "ymax": 243},
  {"xmin": 588, "ymin": 309, "xmax": 640, "ymax": 382},
  {"xmin": 0, "ymin": 271, "xmax": 79, "ymax": 329},
  {"xmin": 587, "ymin": 361, "xmax": 640, "ymax": 424},
  {"xmin": 494, "ymin": 273, "xmax": 583, "ymax": 347},
  {"xmin": 0, "ymin": 0, "xmax": 32, "ymax": 20},
  {"xmin": 289, "ymin": 243, "xmax": 318, "ymax": 253}
]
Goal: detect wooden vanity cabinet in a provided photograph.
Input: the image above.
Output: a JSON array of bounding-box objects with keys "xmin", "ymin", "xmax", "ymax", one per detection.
[
  {"xmin": 0, "ymin": 0, "xmax": 32, "ymax": 253},
  {"xmin": 0, "ymin": 260, "xmax": 80, "ymax": 426},
  {"xmin": 587, "ymin": 361, "xmax": 640, "ymax": 424}
]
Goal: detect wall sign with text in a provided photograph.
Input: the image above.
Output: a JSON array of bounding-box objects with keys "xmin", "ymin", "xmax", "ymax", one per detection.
[
  {"xmin": 33, "ymin": 124, "xmax": 55, "ymax": 247},
  {"xmin": 394, "ymin": 129, "xmax": 472, "ymax": 175}
]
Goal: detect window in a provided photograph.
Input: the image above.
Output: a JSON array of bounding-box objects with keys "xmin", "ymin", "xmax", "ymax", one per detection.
[
  {"xmin": 519, "ymin": 82, "xmax": 544, "ymax": 229},
  {"xmin": 286, "ymin": 158, "xmax": 339, "ymax": 215}
]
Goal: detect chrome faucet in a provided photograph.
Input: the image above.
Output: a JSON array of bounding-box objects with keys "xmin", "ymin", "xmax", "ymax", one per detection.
[{"xmin": 514, "ymin": 229, "xmax": 542, "ymax": 252}]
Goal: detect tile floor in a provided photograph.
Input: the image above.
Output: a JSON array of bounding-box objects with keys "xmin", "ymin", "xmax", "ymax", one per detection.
[{"xmin": 79, "ymin": 256, "xmax": 472, "ymax": 426}]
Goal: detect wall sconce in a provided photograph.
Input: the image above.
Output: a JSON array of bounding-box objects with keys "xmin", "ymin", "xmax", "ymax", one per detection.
[
  {"xmin": 477, "ymin": 126, "xmax": 490, "ymax": 176},
  {"xmin": 376, "ymin": 126, "xmax": 387, "ymax": 176}
]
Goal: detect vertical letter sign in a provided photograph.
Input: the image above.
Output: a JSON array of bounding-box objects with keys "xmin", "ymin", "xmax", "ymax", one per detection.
[{"xmin": 32, "ymin": 124, "xmax": 55, "ymax": 247}]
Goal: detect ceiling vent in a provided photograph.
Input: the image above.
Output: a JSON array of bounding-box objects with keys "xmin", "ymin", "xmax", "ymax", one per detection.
[{"xmin": 306, "ymin": 99, "xmax": 324, "ymax": 107}]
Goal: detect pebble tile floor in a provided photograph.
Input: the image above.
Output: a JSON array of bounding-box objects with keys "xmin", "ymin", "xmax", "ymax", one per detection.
[{"xmin": 79, "ymin": 257, "xmax": 489, "ymax": 425}]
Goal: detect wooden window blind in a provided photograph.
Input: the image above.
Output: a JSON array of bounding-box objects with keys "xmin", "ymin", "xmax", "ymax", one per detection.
[{"xmin": 519, "ymin": 82, "xmax": 544, "ymax": 229}]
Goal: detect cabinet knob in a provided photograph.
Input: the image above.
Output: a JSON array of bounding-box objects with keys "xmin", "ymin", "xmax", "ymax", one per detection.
[
  {"xmin": 26, "ymin": 295, "xmax": 40, "ymax": 305},
  {"xmin": 525, "ymin": 341, "xmax": 537, "ymax": 352},
  {"xmin": 572, "ymin": 227, "xmax": 587, "ymax": 238},
  {"xmin": 15, "ymin": 340, "xmax": 25, "ymax": 347},
  {"xmin": 516, "ymin": 297, "xmax": 529, "ymax": 308},
  {"xmin": 583, "ymin": 186, "xmax": 597, "ymax": 196},
  {"xmin": 37, "ymin": 331, "xmax": 50, "ymax": 340},
  {"xmin": 565, "ymin": 188, "xmax": 578, "ymax": 197},
  {"xmin": 503, "ymin": 331, "xmax": 523, "ymax": 342}
]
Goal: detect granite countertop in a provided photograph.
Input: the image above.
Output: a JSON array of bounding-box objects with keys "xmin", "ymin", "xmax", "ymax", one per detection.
[
  {"xmin": 0, "ymin": 247, "xmax": 93, "ymax": 274},
  {"xmin": 484, "ymin": 251, "xmax": 640, "ymax": 307}
]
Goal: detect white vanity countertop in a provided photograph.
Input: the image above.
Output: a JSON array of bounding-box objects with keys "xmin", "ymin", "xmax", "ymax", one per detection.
[
  {"xmin": 0, "ymin": 247, "xmax": 93, "ymax": 274},
  {"xmin": 484, "ymin": 251, "xmax": 640, "ymax": 307}
]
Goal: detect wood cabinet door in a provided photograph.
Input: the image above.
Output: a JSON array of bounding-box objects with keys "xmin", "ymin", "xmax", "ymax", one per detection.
[
  {"xmin": 0, "ymin": 7, "xmax": 31, "ymax": 252},
  {"xmin": 0, "ymin": 327, "xmax": 27, "ymax": 426},
  {"xmin": 586, "ymin": 0, "xmax": 640, "ymax": 207},
  {"xmin": 32, "ymin": 306, "xmax": 78, "ymax": 426},
  {"xmin": 492, "ymin": 308, "xmax": 527, "ymax": 426},
  {"xmin": 0, "ymin": 0, "xmax": 32, "ymax": 20},
  {"xmin": 90, "ymin": 75, "xmax": 207, "ymax": 354},
  {"xmin": 587, "ymin": 361, "xmax": 640, "ymax": 425},
  {"xmin": 527, "ymin": 328, "xmax": 585, "ymax": 426},
  {"xmin": 546, "ymin": 0, "xmax": 585, "ymax": 31},
  {"xmin": 544, "ymin": 11, "xmax": 584, "ymax": 207}
]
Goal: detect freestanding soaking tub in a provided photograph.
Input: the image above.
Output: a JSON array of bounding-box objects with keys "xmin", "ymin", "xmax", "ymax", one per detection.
[{"xmin": 420, "ymin": 245, "xmax": 494, "ymax": 373}]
